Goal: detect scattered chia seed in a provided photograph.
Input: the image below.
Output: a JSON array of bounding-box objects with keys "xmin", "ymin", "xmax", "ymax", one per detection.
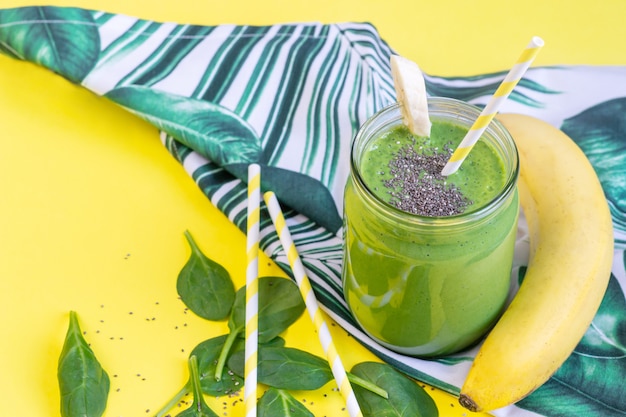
[{"xmin": 384, "ymin": 140, "xmax": 472, "ymax": 216}]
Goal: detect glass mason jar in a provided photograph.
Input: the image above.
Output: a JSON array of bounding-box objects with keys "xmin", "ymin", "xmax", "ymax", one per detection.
[{"xmin": 342, "ymin": 98, "xmax": 519, "ymax": 357}]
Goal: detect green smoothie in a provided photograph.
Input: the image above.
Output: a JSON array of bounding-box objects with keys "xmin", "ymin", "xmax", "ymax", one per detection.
[
  {"xmin": 342, "ymin": 100, "xmax": 519, "ymax": 357},
  {"xmin": 361, "ymin": 123, "xmax": 505, "ymax": 214}
]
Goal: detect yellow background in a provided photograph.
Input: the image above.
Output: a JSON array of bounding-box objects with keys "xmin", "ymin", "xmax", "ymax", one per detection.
[{"xmin": 1, "ymin": 1, "xmax": 624, "ymax": 416}]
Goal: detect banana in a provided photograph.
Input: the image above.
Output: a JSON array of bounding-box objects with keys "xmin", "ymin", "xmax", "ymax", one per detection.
[
  {"xmin": 390, "ymin": 55, "xmax": 431, "ymax": 137},
  {"xmin": 458, "ymin": 113, "xmax": 614, "ymax": 412}
]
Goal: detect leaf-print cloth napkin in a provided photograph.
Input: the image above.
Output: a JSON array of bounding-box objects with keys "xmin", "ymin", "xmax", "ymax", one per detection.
[{"xmin": 2, "ymin": 6, "xmax": 626, "ymax": 417}]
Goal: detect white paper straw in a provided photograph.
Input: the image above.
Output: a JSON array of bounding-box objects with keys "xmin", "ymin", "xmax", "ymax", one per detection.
[
  {"xmin": 244, "ymin": 164, "xmax": 261, "ymax": 417},
  {"xmin": 263, "ymin": 191, "xmax": 363, "ymax": 417},
  {"xmin": 441, "ymin": 36, "xmax": 544, "ymax": 176}
]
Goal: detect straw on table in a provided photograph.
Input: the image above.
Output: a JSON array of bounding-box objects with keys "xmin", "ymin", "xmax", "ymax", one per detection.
[
  {"xmin": 244, "ymin": 164, "xmax": 261, "ymax": 417},
  {"xmin": 263, "ymin": 191, "xmax": 363, "ymax": 417},
  {"xmin": 441, "ymin": 36, "xmax": 544, "ymax": 176}
]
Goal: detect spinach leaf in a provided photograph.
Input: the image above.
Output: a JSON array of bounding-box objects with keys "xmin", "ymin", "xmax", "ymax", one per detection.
[
  {"xmin": 154, "ymin": 335, "xmax": 244, "ymax": 417},
  {"xmin": 228, "ymin": 345, "xmax": 388, "ymax": 398},
  {"xmin": 262, "ymin": 336, "xmax": 286, "ymax": 348},
  {"xmin": 227, "ymin": 285, "xmax": 246, "ymax": 335},
  {"xmin": 57, "ymin": 311, "xmax": 110, "ymax": 417},
  {"xmin": 176, "ymin": 356, "xmax": 219, "ymax": 417},
  {"xmin": 177, "ymin": 230, "xmax": 235, "ymax": 321},
  {"xmin": 229, "ymin": 346, "xmax": 332, "ymax": 390},
  {"xmin": 257, "ymin": 388, "xmax": 314, "ymax": 417},
  {"xmin": 351, "ymin": 362, "xmax": 438, "ymax": 417},
  {"xmin": 191, "ymin": 335, "xmax": 244, "ymax": 395},
  {"xmin": 215, "ymin": 277, "xmax": 305, "ymax": 379},
  {"xmin": 233, "ymin": 276, "xmax": 306, "ymax": 343}
]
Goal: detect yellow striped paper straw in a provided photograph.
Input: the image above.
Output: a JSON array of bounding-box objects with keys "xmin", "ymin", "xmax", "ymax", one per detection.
[
  {"xmin": 244, "ymin": 164, "xmax": 261, "ymax": 417},
  {"xmin": 263, "ymin": 191, "xmax": 363, "ymax": 417},
  {"xmin": 441, "ymin": 36, "xmax": 544, "ymax": 176}
]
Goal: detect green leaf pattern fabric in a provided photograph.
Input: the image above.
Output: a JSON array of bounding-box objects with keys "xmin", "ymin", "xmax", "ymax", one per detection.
[{"xmin": 2, "ymin": 6, "xmax": 626, "ymax": 417}]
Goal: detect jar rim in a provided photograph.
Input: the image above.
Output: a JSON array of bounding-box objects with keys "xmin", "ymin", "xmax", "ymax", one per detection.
[{"xmin": 350, "ymin": 98, "xmax": 519, "ymax": 227}]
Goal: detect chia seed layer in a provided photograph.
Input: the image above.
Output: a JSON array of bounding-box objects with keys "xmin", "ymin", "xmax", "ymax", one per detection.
[{"xmin": 383, "ymin": 141, "xmax": 472, "ymax": 216}]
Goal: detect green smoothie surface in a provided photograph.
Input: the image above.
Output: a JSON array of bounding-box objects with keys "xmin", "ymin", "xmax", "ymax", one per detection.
[{"xmin": 359, "ymin": 121, "xmax": 506, "ymax": 216}]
